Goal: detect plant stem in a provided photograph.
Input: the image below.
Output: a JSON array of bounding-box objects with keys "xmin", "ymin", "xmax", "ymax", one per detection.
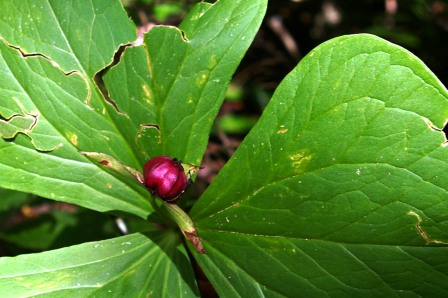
[{"xmin": 149, "ymin": 195, "xmax": 206, "ymax": 254}]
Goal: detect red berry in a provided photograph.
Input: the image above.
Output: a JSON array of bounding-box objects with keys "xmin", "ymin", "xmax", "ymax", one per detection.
[{"xmin": 143, "ymin": 156, "xmax": 188, "ymax": 202}]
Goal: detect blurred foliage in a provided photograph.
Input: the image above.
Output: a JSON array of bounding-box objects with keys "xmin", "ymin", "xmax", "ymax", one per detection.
[
  {"xmin": 121, "ymin": 0, "xmax": 199, "ymax": 23},
  {"xmin": 0, "ymin": 188, "xmax": 144, "ymax": 256}
]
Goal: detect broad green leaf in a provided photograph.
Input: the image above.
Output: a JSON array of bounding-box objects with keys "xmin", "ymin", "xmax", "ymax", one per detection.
[
  {"xmin": 0, "ymin": 232, "xmax": 199, "ymax": 297},
  {"xmin": 104, "ymin": 0, "xmax": 268, "ymax": 164},
  {"xmin": 191, "ymin": 34, "xmax": 448, "ymax": 296},
  {"xmin": 0, "ymin": 0, "xmax": 152, "ymax": 218},
  {"xmin": 194, "ymin": 233, "xmax": 448, "ymax": 296}
]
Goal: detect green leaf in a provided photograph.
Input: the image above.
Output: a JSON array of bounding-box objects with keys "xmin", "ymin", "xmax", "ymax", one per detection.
[
  {"xmin": 0, "ymin": 1, "xmax": 151, "ymax": 219},
  {"xmin": 104, "ymin": 0, "xmax": 268, "ymax": 164},
  {"xmin": 191, "ymin": 34, "xmax": 448, "ymax": 296},
  {"xmin": 0, "ymin": 232, "xmax": 199, "ymax": 297}
]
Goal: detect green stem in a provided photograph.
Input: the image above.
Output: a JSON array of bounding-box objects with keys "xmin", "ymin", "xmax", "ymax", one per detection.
[
  {"xmin": 148, "ymin": 195, "xmax": 176, "ymax": 228},
  {"xmin": 149, "ymin": 195, "xmax": 206, "ymax": 254},
  {"xmin": 161, "ymin": 201, "xmax": 206, "ymax": 254}
]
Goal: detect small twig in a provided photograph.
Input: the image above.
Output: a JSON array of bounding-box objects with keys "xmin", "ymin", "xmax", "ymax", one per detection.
[{"xmin": 267, "ymin": 15, "xmax": 300, "ymax": 60}]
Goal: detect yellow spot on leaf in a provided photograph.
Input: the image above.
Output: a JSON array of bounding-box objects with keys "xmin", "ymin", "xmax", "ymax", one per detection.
[
  {"xmin": 209, "ymin": 55, "xmax": 217, "ymax": 69},
  {"xmin": 142, "ymin": 84, "xmax": 153, "ymax": 105},
  {"xmin": 66, "ymin": 132, "xmax": 78, "ymax": 146},
  {"xmin": 277, "ymin": 128, "xmax": 288, "ymax": 134},
  {"xmin": 289, "ymin": 150, "xmax": 312, "ymax": 174},
  {"xmin": 196, "ymin": 72, "xmax": 208, "ymax": 88}
]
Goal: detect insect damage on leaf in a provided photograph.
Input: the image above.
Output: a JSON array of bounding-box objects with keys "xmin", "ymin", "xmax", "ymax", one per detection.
[
  {"xmin": 94, "ymin": 43, "xmax": 132, "ymax": 117},
  {"xmin": 0, "ymin": 111, "xmax": 62, "ymax": 152},
  {"xmin": 0, "ymin": 113, "xmax": 37, "ymax": 139},
  {"xmin": 408, "ymin": 211, "xmax": 448, "ymax": 245},
  {"xmin": 0, "ymin": 40, "xmax": 89, "ymax": 152},
  {"xmin": 289, "ymin": 150, "xmax": 312, "ymax": 174}
]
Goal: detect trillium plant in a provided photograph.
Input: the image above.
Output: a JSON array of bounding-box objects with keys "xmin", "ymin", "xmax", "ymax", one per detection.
[{"xmin": 1, "ymin": 0, "xmax": 448, "ymax": 296}]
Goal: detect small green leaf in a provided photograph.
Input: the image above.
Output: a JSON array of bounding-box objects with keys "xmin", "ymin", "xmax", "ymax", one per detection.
[
  {"xmin": 0, "ymin": 232, "xmax": 199, "ymax": 297},
  {"xmin": 191, "ymin": 34, "xmax": 448, "ymax": 296}
]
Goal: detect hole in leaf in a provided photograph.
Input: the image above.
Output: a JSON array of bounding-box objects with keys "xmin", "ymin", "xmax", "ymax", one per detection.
[
  {"xmin": 443, "ymin": 121, "xmax": 448, "ymax": 140},
  {"xmin": 94, "ymin": 43, "xmax": 131, "ymax": 116}
]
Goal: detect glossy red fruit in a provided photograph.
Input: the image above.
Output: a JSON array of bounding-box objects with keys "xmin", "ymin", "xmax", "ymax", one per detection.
[{"xmin": 143, "ymin": 156, "xmax": 188, "ymax": 202}]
